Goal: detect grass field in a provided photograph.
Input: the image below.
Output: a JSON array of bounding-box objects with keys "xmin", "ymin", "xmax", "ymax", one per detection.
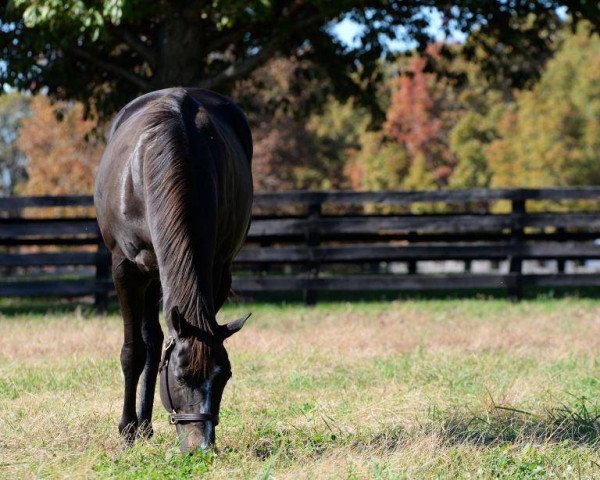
[{"xmin": 3, "ymin": 297, "xmax": 600, "ymax": 478}]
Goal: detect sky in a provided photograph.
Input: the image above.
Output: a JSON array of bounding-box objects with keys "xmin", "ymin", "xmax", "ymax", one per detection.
[
  {"xmin": 331, "ymin": 5, "xmax": 568, "ymax": 52},
  {"xmin": 331, "ymin": 8, "xmax": 468, "ymax": 52}
]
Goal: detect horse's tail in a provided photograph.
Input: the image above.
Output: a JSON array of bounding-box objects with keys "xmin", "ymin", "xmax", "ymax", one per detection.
[{"xmin": 141, "ymin": 88, "xmax": 217, "ymax": 335}]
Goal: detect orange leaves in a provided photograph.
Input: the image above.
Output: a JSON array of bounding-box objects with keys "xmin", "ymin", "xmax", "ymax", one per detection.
[
  {"xmin": 16, "ymin": 95, "xmax": 104, "ymax": 196},
  {"xmin": 384, "ymin": 52, "xmax": 456, "ymax": 188}
]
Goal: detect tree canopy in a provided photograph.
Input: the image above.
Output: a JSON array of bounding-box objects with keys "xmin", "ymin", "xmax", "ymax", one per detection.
[
  {"xmin": 3, "ymin": 8, "xmax": 600, "ymax": 196},
  {"xmin": 488, "ymin": 23, "xmax": 600, "ymax": 188},
  {"xmin": 2, "ymin": 1, "xmax": 599, "ymax": 118}
]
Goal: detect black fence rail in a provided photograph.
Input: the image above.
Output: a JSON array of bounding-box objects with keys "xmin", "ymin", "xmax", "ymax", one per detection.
[{"xmin": 2, "ymin": 188, "xmax": 600, "ymax": 310}]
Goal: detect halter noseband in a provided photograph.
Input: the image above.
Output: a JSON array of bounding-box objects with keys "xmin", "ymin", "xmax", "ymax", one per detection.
[{"xmin": 159, "ymin": 336, "xmax": 220, "ymax": 425}]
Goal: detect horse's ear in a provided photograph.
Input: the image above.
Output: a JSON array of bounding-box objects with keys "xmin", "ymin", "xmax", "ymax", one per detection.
[
  {"xmin": 171, "ymin": 307, "xmax": 189, "ymax": 337},
  {"xmin": 220, "ymin": 312, "xmax": 251, "ymax": 340}
]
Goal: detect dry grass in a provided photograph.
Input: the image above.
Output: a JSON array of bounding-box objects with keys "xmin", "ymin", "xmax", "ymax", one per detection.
[{"xmin": 2, "ymin": 298, "xmax": 600, "ymax": 478}]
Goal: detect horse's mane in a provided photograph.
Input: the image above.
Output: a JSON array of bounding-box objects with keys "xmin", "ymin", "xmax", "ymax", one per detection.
[{"xmin": 140, "ymin": 88, "xmax": 218, "ymax": 377}]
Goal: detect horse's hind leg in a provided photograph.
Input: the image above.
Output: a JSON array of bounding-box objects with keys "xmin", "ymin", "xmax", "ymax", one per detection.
[
  {"xmin": 137, "ymin": 280, "xmax": 163, "ymax": 438},
  {"xmin": 112, "ymin": 254, "xmax": 149, "ymax": 444}
]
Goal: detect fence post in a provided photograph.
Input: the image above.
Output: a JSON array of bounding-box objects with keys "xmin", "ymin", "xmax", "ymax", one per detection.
[
  {"xmin": 407, "ymin": 230, "xmax": 418, "ymax": 274},
  {"xmin": 304, "ymin": 201, "xmax": 322, "ymax": 306},
  {"xmin": 464, "ymin": 259, "xmax": 472, "ymax": 273},
  {"xmin": 508, "ymin": 197, "xmax": 525, "ymax": 300},
  {"xmin": 259, "ymin": 237, "xmax": 272, "ymax": 276},
  {"xmin": 556, "ymin": 227, "xmax": 566, "ymax": 273},
  {"xmin": 95, "ymin": 236, "xmax": 111, "ymax": 315},
  {"xmin": 3, "ymin": 206, "xmax": 21, "ymax": 278}
]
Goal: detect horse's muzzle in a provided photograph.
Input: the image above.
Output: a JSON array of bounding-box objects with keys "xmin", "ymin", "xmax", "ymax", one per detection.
[{"xmin": 176, "ymin": 421, "xmax": 216, "ymax": 453}]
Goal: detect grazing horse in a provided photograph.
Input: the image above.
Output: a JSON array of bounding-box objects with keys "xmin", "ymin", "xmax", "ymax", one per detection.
[{"xmin": 94, "ymin": 87, "xmax": 253, "ymax": 451}]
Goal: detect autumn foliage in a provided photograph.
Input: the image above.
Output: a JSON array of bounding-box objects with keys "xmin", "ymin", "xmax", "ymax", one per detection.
[
  {"xmin": 17, "ymin": 96, "xmax": 103, "ymax": 196},
  {"xmin": 487, "ymin": 24, "xmax": 600, "ymax": 188},
  {"xmin": 4, "ymin": 23, "xmax": 600, "ymax": 197},
  {"xmin": 385, "ymin": 47, "xmax": 455, "ymax": 186}
]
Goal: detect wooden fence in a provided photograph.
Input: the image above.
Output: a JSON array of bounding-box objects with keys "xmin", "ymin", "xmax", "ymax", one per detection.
[{"xmin": 2, "ymin": 188, "xmax": 600, "ymax": 310}]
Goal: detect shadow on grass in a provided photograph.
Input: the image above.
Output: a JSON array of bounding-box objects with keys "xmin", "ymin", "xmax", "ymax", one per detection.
[
  {"xmin": 242, "ymin": 398, "xmax": 600, "ymax": 464},
  {"xmin": 391, "ymin": 394, "xmax": 600, "ymax": 452},
  {"xmin": 354, "ymin": 397, "xmax": 600, "ymax": 454},
  {"xmin": 435, "ymin": 399, "xmax": 600, "ymax": 447}
]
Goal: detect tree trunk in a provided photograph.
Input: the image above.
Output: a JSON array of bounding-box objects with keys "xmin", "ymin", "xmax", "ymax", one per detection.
[{"xmin": 154, "ymin": 15, "xmax": 204, "ymax": 89}]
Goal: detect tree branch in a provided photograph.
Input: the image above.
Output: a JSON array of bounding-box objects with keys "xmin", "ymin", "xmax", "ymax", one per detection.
[
  {"xmin": 200, "ymin": 3, "xmax": 305, "ymax": 55},
  {"xmin": 67, "ymin": 47, "xmax": 151, "ymax": 91},
  {"xmin": 111, "ymin": 26, "xmax": 158, "ymax": 67},
  {"xmin": 201, "ymin": 28, "xmax": 245, "ymax": 56},
  {"xmin": 197, "ymin": 38, "xmax": 281, "ymax": 89},
  {"xmin": 197, "ymin": 11, "xmax": 326, "ymax": 89}
]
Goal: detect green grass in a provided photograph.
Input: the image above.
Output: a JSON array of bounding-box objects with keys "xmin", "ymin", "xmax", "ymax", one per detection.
[{"xmin": 3, "ymin": 298, "xmax": 600, "ymax": 478}]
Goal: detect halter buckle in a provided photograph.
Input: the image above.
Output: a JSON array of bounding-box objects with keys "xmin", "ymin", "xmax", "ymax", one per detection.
[
  {"xmin": 169, "ymin": 411, "xmax": 178, "ymax": 425},
  {"xmin": 163, "ymin": 336, "xmax": 176, "ymax": 352}
]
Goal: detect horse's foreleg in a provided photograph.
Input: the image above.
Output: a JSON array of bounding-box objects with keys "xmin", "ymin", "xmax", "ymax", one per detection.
[
  {"xmin": 137, "ymin": 280, "xmax": 163, "ymax": 438},
  {"xmin": 113, "ymin": 257, "xmax": 149, "ymax": 444}
]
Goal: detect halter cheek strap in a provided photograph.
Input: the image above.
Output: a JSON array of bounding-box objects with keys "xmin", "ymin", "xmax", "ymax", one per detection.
[{"xmin": 159, "ymin": 336, "xmax": 220, "ymax": 425}]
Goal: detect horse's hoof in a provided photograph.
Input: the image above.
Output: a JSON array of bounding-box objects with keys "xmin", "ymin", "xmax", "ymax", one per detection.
[
  {"xmin": 137, "ymin": 420, "xmax": 154, "ymax": 439},
  {"xmin": 119, "ymin": 421, "xmax": 138, "ymax": 445}
]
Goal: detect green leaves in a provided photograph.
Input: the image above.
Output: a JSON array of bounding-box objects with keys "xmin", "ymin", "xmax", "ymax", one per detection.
[
  {"xmin": 103, "ymin": 0, "xmax": 123, "ymax": 25},
  {"xmin": 15, "ymin": 0, "xmax": 123, "ymax": 40}
]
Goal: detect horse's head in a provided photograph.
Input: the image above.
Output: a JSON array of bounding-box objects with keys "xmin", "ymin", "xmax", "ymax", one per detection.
[{"xmin": 159, "ymin": 309, "xmax": 250, "ymax": 452}]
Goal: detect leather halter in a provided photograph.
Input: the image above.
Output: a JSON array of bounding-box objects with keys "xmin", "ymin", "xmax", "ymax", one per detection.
[{"xmin": 159, "ymin": 336, "xmax": 220, "ymax": 425}]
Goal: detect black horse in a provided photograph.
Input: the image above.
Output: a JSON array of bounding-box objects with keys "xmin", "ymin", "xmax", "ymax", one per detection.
[{"xmin": 94, "ymin": 87, "xmax": 253, "ymax": 451}]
